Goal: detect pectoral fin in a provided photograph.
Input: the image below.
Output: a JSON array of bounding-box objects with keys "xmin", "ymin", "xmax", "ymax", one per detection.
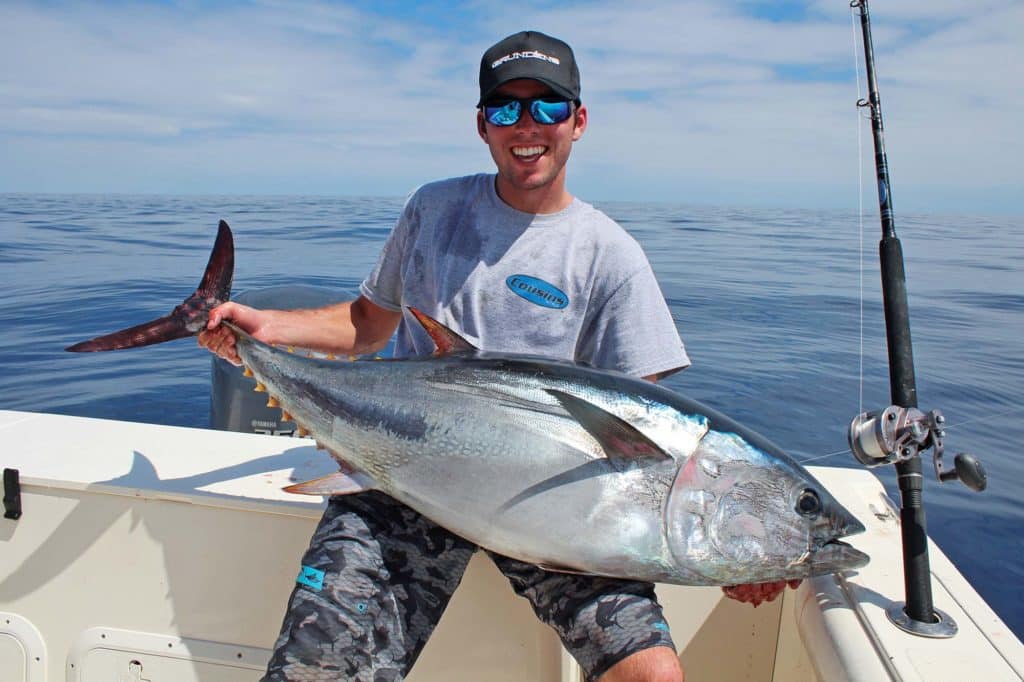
[
  {"xmin": 545, "ymin": 389, "xmax": 670, "ymax": 467},
  {"xmin": 282, "ymin": 470, "xmax": 377, "ymax": 496}
]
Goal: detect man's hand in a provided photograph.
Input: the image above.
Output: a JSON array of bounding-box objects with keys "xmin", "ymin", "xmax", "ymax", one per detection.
[
  {"xmin": 722, "ymin": 580, "xmax": 802, "ymax": 607},
  {"xmin": 197, "ymin": 302, "xmax": 263, "ymax": 366}
]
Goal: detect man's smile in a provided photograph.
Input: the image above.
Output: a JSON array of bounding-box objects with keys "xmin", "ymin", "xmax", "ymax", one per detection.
[{"xmin": 512, "ymin": 145, "xmax": 547, "ymax": 160}]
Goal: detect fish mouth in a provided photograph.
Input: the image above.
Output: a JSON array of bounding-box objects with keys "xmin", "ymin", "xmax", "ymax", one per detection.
[
  {"xmin": 809, "ymin": 507, "xmax": 870, "ymax": 574},
  {"xmin": 808, "ymin": 537, "xmax": 870, "ymax": 574},
  {"xmin": 842, "ymin": 513, "xmax": 867, "ymax": 538}
]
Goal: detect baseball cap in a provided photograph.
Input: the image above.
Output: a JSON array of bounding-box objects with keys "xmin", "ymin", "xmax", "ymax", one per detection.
[{"xmin": 478, "ymin": 31, "xmax": 581, "ymax": 106}]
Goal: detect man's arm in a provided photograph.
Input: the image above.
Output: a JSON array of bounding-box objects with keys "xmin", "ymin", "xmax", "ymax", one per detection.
[{"xmin": 198, "ymin": 295, "xmax": 402, "ymax": 365}]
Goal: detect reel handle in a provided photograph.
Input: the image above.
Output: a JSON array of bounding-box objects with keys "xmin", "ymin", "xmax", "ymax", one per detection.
[{"xmin": 938, "ymin": 452, "xmax": 987, "ymax": 492}]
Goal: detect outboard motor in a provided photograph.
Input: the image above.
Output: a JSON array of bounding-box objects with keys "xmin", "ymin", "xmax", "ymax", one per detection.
[{"xmin": 210, "ymin": 285, "xmax": 351, "ymax": 435}]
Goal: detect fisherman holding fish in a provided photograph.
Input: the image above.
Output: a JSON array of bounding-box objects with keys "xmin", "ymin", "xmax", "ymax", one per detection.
[{"xmin": 199, "ymin": 30, "xmax": 798, "ymax": 682}]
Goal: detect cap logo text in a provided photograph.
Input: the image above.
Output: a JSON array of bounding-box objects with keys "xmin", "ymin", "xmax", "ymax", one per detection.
[{"xmin": 491, "ymin": 50, "xmax": 560, "ymax": 70}]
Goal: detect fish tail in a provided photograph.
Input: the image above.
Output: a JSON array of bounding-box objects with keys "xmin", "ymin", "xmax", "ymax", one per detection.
[{"xmin": 66, "ymin": 220, "xmax": 234, "ymax": 352}]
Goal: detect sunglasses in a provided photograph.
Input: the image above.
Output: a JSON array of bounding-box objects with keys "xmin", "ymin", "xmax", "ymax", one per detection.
[{"xmin": 482, "ymin": 97, "xmax": 573, "ymax": 126}]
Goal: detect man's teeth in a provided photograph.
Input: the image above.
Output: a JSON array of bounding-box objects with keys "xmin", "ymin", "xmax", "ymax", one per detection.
[{"xmin": 513, "ymin": 146, "xmax": 545, "ymax": 157}]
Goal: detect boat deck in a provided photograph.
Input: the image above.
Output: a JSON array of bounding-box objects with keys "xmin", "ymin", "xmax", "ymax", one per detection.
[{"xmin": 1, "ymin": 410, "xmax": 1022, "ymax": 681}]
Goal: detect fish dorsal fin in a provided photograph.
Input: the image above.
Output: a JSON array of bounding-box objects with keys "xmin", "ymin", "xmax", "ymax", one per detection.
[
  {"xmin": 282, "ymin": 470, "xmax": 377, "ymax": 496},
  {"xmin": 545, "ymin": 389, "xmax": 671, "ymax": 467},
  {"xmin": 407, "ymin": 307, "xmax": 478, "ymax": 355}
]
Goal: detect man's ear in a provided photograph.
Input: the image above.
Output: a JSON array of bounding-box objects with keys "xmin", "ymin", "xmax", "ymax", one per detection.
[
  {"xmin": 477, "ymin": 111, "xmax": 488, "ymax": 141},
  {"xmin": 572, "ymin": 104, "xmax": 588, "ymax": 142}
]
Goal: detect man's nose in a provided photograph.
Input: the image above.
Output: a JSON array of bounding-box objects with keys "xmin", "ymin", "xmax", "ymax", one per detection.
[{"xmin": 514, "ymin": 108, "xmax": 540, "ymax": 131}]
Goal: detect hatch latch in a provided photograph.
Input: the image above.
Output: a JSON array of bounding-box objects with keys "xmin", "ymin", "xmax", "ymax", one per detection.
[{"xmin": 3, "ymin": 468, "xmax": 21, "ymax": 520}]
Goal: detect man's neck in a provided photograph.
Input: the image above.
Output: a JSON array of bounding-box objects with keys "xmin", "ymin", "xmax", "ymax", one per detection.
[{"xmin": 494, "ymin": 175, "xmax": 574, "ymax": 215}]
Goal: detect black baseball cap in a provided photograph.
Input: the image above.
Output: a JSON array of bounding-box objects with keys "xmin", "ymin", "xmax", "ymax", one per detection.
[{"xmin": 478, "ymin": 31, "xmax": 581, "ymax": 107}]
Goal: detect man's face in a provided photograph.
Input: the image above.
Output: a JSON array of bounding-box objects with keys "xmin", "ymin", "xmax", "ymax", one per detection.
[{"xmin": 477, "ymin": 78, "xmax": 587, "ymax": 210}]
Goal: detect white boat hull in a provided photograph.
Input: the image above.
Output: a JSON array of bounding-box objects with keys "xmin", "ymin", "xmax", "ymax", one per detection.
[{"xmin": 1, "ymin": 410, "xmax": 1021, "ymax": 681}]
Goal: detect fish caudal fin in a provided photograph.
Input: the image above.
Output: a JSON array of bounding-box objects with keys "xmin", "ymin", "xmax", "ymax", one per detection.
[
  {"xmin": 66, "ymin": 221, "xmax": 234, "ymax": 352},
  {"xmin": 195, "ymin": 220, "xmax": 234, "ymax": 303}
]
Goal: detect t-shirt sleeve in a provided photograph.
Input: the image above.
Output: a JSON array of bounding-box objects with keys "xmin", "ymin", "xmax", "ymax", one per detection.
[
  {"xmin": 359, "ymin": 196, "xmax": 415, "ymax": 311},
  {"xmin": 577, "ymin": 263, "xmax": 691, "ymax": 378}
]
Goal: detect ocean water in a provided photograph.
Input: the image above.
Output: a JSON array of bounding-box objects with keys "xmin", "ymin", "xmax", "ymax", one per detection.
[{"xmin": 2, "ymin": 193, "xmax": 1022, "ymax": 639}]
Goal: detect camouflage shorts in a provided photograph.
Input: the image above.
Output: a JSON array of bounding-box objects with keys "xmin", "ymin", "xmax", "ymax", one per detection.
[{"xmin": 262, "ymin": 492, "xmax": 675, "ymax": 682}]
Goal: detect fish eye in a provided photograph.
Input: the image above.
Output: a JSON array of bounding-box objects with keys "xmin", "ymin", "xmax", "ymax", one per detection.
[{"xmin": 796, "ymin": 488, "xmax": 822, "ymax": 517}]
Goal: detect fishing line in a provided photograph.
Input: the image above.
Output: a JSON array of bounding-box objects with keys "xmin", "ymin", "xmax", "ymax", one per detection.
[
  {"xmin": 852, "ymin": 3, "xmax": 867, "ymax": 417},
  {"xmin": 797, "ymin": 407, "xmax": 1024, "ymax": 466},
  {"xmin": 939, "ymin": 408, "xmax": 1024, "ymax": 432},
  {"xmin": 799, "ymin": 448, "xmax": 853, "ymax": 465},
  {"xmin": 802, "ymin": 8, "xmax": 870, "ymax": 471}
]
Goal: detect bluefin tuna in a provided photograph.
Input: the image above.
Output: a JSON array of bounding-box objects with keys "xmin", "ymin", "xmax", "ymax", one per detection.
[{"xmin": 68, "ymin": 221, "xmax": 868, "ymax": 585}]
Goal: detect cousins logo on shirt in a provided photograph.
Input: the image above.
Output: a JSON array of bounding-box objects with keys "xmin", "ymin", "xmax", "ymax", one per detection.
[{"xmin": 506, "ymin": 275, "xmax": 568, "ymax": 309}]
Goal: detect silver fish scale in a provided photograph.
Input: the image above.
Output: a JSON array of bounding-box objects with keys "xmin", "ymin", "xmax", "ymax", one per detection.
[{"xmin": 235, "ymin": 333, "xmax": 869, "ymax": 585}]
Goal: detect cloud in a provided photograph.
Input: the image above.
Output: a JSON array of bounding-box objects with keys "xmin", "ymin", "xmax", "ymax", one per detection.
[{"xmin": 1, "ymin": 1, "xmax": 1020, "ymax": 213}]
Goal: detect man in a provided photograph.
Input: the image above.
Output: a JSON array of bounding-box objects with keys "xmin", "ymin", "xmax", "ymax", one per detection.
[{"xmin": 200, "ymin": 30, "xmax": 791, "ymax": 682}]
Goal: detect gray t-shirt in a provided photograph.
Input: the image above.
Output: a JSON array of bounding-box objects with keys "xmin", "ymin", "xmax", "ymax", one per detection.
[{"xmin": 360, "ymin": 174, "xmax": 690, "ymax": 378}]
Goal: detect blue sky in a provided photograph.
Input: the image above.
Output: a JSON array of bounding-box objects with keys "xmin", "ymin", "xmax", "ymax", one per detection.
[{"xmin": 1, "ymin": 1, "xmax": 1021, "ymax": 214}]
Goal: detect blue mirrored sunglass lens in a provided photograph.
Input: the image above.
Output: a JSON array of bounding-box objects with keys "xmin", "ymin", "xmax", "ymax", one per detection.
[
  {"xmin": 484, "ymin": 98, "xmax": 571, "ymax": 126},
  {"xmin": 485, "ymin": 101, "xmax": 522, "ymax": 126},
  {"xmin": 530, "ymin": 99, "xmax": 571, "ymax": 124}
]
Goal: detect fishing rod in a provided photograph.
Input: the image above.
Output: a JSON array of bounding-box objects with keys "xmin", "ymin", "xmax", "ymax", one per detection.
[{"xmin": 846, "ymin": 0, "xmax": 986, "ymax": 637}]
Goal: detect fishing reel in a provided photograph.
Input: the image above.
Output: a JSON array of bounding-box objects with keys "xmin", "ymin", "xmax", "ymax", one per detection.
[{"xmin": 848, "ymin": 406, "xmax": 987, "ymax": 492}]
